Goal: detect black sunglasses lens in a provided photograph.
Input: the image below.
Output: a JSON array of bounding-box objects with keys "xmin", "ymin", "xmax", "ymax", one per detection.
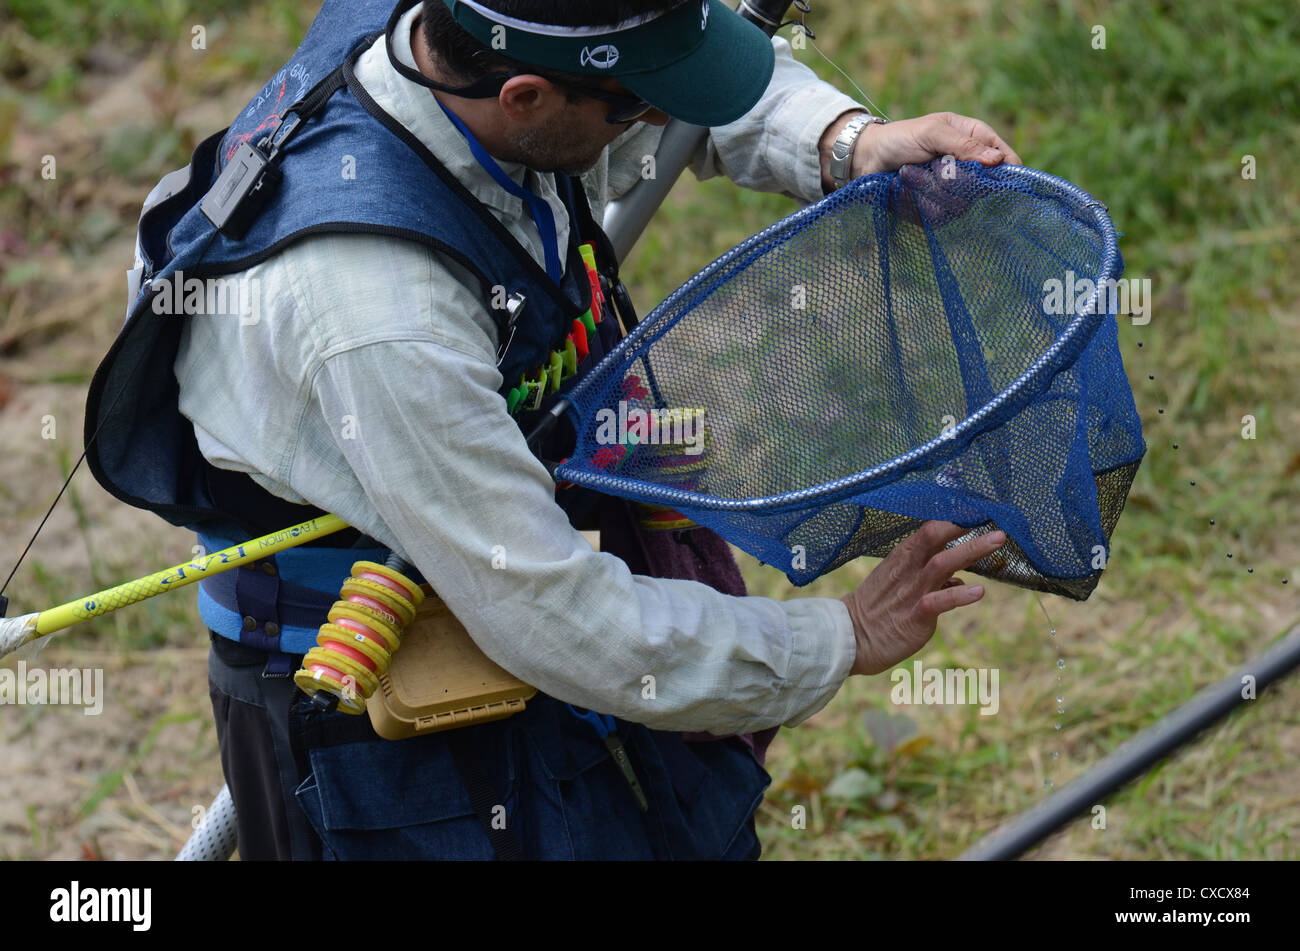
[
  {"xmin": 605, "ymin": 98, "xmax": 653, "ymax": 124},
  {"xmin": 553, "ymin": 79, "xmax": 652, "ymax": 124}
]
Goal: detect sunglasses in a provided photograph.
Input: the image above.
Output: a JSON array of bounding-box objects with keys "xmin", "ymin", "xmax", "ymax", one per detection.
[
  {"xmin": 483, "ymin": 66, "xmax": 654, "ymax": 124},
  {"xmin": 423, "ymin": 60, "xmax": 657, "ymax": 125},
  {"xmin": 556, "ymin": 81, "xmax": 655, "ymax": 125}
]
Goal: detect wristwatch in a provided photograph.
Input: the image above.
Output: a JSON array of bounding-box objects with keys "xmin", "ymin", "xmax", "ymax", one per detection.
[{"xmin": 829, "ymin": 113, "xmax": 888, "ymax": 191}]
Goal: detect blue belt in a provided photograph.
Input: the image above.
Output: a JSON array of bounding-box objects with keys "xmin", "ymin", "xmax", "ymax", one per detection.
[
  {"xmin": 196, "ymin": 530, "xmax": 389, "ymax": 656},
  {"xmin": 199, "ymin": 532, "xmax": 634, "ymax": 760}
]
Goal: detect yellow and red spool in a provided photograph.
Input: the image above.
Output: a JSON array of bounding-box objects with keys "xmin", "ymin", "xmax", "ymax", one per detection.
[{"xmin": 294, "ymin": 561, "xmax": 424, "ymax": 714}]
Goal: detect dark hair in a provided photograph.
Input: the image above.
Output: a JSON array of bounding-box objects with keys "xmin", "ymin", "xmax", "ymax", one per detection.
[{"xmin": 421, "ymin": 0, "xmax": 691, "ymax": 91}]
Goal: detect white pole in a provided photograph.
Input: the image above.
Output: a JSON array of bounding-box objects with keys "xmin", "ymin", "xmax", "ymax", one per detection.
[{"xmin": 175, "ymin": 784, "xmax": 238, "ymax": 861}]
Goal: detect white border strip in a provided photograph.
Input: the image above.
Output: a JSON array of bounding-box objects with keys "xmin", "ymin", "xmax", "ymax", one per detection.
[{"xmin": 454, "ymin": 0, "xmax": 674, "ymax": 38}]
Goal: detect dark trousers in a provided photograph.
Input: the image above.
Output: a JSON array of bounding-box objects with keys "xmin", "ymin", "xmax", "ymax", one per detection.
[
  {"xmin": 207, "ymin": 632, "xmax": 769, "ymax": 860},
  {"xmin": 208, "ymin": 632, "xmax": 320, "ymax": 860}
]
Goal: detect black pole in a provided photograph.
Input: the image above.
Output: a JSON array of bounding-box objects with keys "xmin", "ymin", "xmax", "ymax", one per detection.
[
  {"xmin": 957, "ymin": 623, "xmax": 1300, "ymax": 860},
  {"xmin": 602, "ymin": 0, "xmax": 798, "ymax": 261},
  {"xmin": 735, "ymin": 0, "xmax": 796, "ymax": 32}
]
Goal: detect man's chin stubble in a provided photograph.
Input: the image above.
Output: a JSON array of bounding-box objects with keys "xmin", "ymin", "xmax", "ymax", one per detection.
[{"xmin": 506, "ymin": 127, "xmax": 604, "ymax": 177}]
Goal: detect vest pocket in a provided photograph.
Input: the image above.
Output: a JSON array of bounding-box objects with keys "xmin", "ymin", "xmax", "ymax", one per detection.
[
  {"xmin": 291, "ymin": 696, "xmax": 771, "ymax": 860},
  {"xmin": 294, "ymin": 725, "xmax": 519, "ymax": 861},
  {"xmin": 517, "ymin": 699, "xmax": 771, "ymax": 860},
  {"xmin": 625, "ymin": 729, "xmax": 772, "ymax": 861}
]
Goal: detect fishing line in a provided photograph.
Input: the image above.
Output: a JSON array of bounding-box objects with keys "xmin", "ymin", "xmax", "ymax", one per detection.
[
  {"xmin": 0, "ymin": 227, "xmax": 222, "ymax": 613},
  {"xmin": 785, "ymin": 0, "xmax": 891, "ymax": 122},
  {"xmin": 0, "ymin": 454, "xmax": 87, "ymax": 604},
  {"xmin": 1035, "ymin": 592, "xmax": 1064, "ymax": 789}
]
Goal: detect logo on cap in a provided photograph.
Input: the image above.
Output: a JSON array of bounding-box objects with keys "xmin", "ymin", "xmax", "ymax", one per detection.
[
  {"xmin": 701, "ymin": 0, "xmax": 710, "ymax": 30},
  {"xmin": 580, "ymin": 45, "xmax": 620, "ymax": 69}
]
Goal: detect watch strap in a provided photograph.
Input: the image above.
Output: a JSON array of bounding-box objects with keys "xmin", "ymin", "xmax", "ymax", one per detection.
[{"xmin": 830, "ymin": 113, "xmax": 887, "ymax": 190}]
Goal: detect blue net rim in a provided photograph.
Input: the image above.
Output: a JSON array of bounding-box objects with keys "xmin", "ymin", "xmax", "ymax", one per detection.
[{"xmin": 557, "ymin": 163, "xmax": 1122, "ymax": 514}]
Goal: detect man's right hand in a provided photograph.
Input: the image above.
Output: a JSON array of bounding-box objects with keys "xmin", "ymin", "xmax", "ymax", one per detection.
[
  {"xmin": 843, "ymin": 521, "xmax": 1007, "ymax": 676},
  {"xmin": 851, "ymin": 111, "xmax": 1022, "ymax": 178}
]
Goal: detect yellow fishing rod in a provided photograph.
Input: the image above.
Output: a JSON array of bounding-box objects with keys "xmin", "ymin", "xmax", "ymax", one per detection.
[{"xmin": 0, "ymin": 513, "xmax": 350, "ymax": 659}]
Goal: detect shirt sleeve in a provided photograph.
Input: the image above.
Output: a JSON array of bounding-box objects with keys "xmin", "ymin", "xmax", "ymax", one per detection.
[
  {"xmin": 292, "ymin": 245, "xmax": 856, "ymax": 736},
  {"xmin": 605, "ymin": 35, "xmax": 866, "ymax": 206}
]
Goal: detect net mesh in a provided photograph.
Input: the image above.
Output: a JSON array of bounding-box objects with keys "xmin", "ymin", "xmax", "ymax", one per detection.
[{"xmin": 558, "ymin": 160, "xmax": 1145, "ymax": 599}]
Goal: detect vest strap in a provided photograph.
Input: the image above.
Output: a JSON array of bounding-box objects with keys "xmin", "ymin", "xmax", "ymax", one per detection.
[{"xmin": 447, "ymin": 729, "xmax": 524, "ymax": 861}]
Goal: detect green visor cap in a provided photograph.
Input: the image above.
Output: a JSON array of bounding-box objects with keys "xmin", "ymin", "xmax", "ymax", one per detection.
[{"xmin": 444, "ymin": 0, "xmax": 776, "ymax": 126}]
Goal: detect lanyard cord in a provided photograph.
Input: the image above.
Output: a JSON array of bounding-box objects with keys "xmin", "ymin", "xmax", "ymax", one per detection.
[
  {"xmin": 565, "ymin": 704, "xmax": 617, "ymax": 737},
  {"xmin": 430, "ymin": 94, "xmax": 564, "ymax": 285}
]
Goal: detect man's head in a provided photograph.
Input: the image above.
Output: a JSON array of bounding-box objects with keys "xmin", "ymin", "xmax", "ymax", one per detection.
[{"xmin": 416, "ymin": 0, "xmax": 775, "ymax": 174}]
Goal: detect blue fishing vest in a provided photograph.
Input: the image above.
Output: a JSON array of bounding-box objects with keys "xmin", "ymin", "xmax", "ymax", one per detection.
[{"xmin": 84, "ymin": 0, "xmax": 623, "ymax": 655}]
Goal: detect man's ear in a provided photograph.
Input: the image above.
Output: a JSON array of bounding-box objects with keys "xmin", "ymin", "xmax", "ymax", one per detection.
[{"xmin": 499, "ymin": 74, "xmax": 562, "ymax": 122}]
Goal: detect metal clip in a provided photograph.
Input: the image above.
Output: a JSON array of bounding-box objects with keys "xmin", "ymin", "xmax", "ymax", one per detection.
[{"xmin": 496, "ymin": 292, "xmax": 527, "ymax": 366}]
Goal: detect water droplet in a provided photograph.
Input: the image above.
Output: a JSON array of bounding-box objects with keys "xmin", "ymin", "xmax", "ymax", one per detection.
[
  {"xmin": 1050, "ymin": 751, "xmax": 1060, "ymax": 759},
  {"xmin": 1158, "ymin": 408, "xmax": 1164, "ymax": 414},
  {"xmin": 1054, "ymin": 722, "xmax": 1062, "ymax": 730},
  {"xmin": 1137, "ymin": 341, "xmax": 1144, "ymax": 348},
  {"xmin": 1057, "ymin": 658, "xmax": 1066, "ymax": 669},
  {"xmin": 1058, "ymin": 704, "xmax": 1066, "ymax": 714},
  {"xmin": 1172, "ymin": 443, "xmax": 1179, "ymax": 449},
  {"xmin": 1227, "ymin": 553, "xmax": 1233, "ymax": 559},
  {"xmin": 1190, "ymin": 480, "xmax": 1195, "ymax": 486},
  {"xmin": 1049, "ymin": 627, "xmax": 1057, "ymax": 637},
  {"xmin": 1247, "ymin": 567, "xmax": 1253, "ymax": 574},
  {"xmin": 1056, "ymin": 696, "xmax": 1064, "ymax": 704},
  {"xmin": 1148, "ymin": 374, "xmax": 1155, "ymax": 380},
  {"xmin": 1209, "ymin": 519, "xmax": 1215, "ymax": 526},
  {"xmin": 1044, "ymin": 779, "xmax": 1054, "ymax": 788},
  {"xmin": 1284, "ymin": 578, "xmax": 1290, "ymax": 585}
]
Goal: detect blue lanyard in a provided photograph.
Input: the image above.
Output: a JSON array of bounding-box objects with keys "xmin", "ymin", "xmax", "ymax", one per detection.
[
  {"xmin": 564, "ymin": 704, "xmax": 650, "ymax": 812},
  {"xmin": 432, "ymin": 96, "xmax": 564, "ymax": 285},
  {"xmin": 565, "ymin": 704, "xmax": 617, "ymax": 737}
]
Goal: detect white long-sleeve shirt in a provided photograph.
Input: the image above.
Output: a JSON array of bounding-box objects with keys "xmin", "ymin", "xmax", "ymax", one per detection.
[{"xmin": 175, "ymin": 2, "xmax": 859, "ymax": 735}]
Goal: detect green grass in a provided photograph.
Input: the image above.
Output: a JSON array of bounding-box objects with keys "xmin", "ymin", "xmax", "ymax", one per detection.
[
  {"xmin": 0, "ymin": 1, "xmax": 311, "ymax": 99},
  {"xmin": 0, "ymin": 0, "xmax": 1296, "ymax": 860},
  {"xmin": 77, "ymin": 711, "xmax": 200, "ymax": 817}
]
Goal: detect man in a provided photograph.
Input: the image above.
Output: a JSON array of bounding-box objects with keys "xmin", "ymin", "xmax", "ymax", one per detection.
[{"xmin": 96, "ymin": 0, "xmax": 1019, "ymax": 860}]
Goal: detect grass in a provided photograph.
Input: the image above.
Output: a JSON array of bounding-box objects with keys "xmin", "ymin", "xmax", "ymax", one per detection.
[
  {"xmin": 623, "ymin": 0, "xmax": 1300, "ymax": 859},
  {"xmin": 0, "ymin": 0, "xmax": 1297, "ymax": 859}
]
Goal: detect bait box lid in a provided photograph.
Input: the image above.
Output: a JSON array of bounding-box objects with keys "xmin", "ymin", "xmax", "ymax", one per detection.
[{"xmin": 366, "ymin": 587, "xmax": 536, "ymax": 741}]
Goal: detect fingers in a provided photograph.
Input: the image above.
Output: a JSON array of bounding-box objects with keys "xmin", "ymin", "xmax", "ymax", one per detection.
[
  {"xmin": 896, "ymin": 160, "xmax": 981, "ymax": 228},
  {"xmin": 918, "ymin": 581, "xmax": 985, "ymax": 617},
  {"xmin": 958, "ymin": 114, "xmax": 1023, "ymax": 166},
  {"xmin": 985, "ymin": 130, "xmax": 1022, "ymax": 166},
  {"xmin": 895, "ymin": 520, "xmax": 970, "ymax": 573},
  {"xmin": 917, "ymin": 519, "xmax": 973, "ymax": 551},
  {"xmin": 932, "ymin": 112, "xmax": 1021, "ymax": 167},
  {"xmin": 922, "ymin": 118, "xmax": 1001, "ymax": 165},
  {"xmin": 926, "ymin": 528, "xmax": 1007, "ymax": 585}
]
